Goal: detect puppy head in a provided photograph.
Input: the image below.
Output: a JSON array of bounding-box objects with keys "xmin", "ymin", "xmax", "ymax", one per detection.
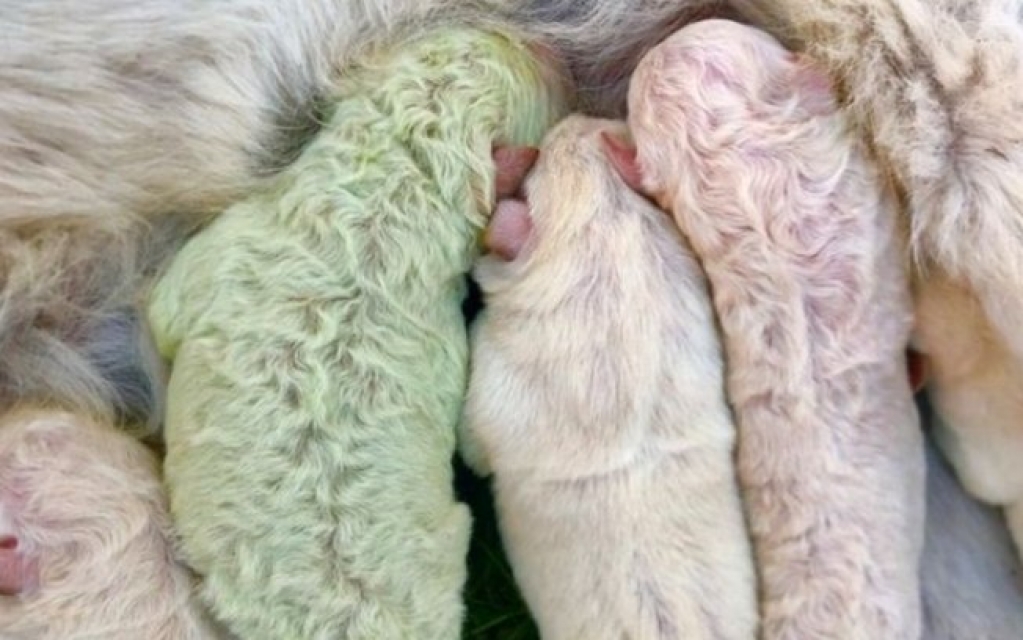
[
  {"xmin": 604, "ymin": 19, "xmax": 835, "ymax": 208},
  {"xmin": 476, "ymin": 114, "xmax": 655, "ymax": 299}
]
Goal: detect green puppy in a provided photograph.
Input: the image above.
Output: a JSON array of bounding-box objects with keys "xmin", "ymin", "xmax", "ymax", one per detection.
[{"xmin": 147, "ymin": 25, "xmax": 569, "ymax": 640}]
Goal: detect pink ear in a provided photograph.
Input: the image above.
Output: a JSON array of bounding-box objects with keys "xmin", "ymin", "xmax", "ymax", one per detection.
[
  {"xmin": 600, "ymin": 131, "xmax": 644, "ymax": 192},
  {"xmin": 493, "ymin": 146, "xmax": 540, "ymax": 198},
  {"xmin": 0, "ymin": 536, "xmax": 37, "ymax": 596},
  {"xmin": 484, "ymin": 199, "xmax": 532, "ymax": 261},
  {"xmin": 907, "ymin": 349, "xmax": 929, "ymax": 393}
]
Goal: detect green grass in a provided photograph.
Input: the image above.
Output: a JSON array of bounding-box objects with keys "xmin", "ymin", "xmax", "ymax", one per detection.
[{"xmin": 455, "ymin": 458, "xmax": 540, "ymax": 640}]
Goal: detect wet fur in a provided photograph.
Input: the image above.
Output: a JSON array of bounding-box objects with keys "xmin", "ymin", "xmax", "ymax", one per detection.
[
  {"xmin": 615, "ymin": 20, "xmax": 926, "ymax": 639},
  {"xmin": 0, "ymin": 409, "xmax": 223, "ymax": 640},
  {"xmin": 462, "ymin": 115, "xmax": 758, "ymax": 640},
  {"xmin": 146, "ymin": 26, "xmax": 568, "ymax": 640}
]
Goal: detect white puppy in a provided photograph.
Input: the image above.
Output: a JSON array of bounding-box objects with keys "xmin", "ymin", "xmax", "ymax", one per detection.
[{"xmin": 461, "ymin": 114, "xmax": 758, "ymax": 640}]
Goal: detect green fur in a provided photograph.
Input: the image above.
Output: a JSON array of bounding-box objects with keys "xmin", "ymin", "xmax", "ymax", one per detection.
[{"xmin": 147, "ymin": 26, "xmax": 567, "ymax": 640}]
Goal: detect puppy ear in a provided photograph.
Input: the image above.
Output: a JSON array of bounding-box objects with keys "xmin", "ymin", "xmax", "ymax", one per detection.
[
  {"xmin": 493, "ymin": 146, "xmax": 540, "ymax": 198},
  {"xmin": 600, "ymin": 131, "xmax": 644, "ymax": 193},
  {"xmin": 484, "ymin": 199, "xmax": 532, "ymax": 261},
  {"xmin": 907, "ymin": 348, "xmax": 929, "ymax": 393},
  {"xmin": 789, "ymin": 53, "xmax": 835, "ymax": 116}
]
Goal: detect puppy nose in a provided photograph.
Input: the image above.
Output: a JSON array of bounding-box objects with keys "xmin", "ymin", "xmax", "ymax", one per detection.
[{"xmin": 0, "ymin": 536, "xmax": 16, "ymax": 550}]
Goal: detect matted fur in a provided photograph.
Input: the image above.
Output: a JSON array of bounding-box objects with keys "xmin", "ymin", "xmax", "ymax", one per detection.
[
  {"xmin": 0, "ymin": 409, "xmax": 222, "ymax": 640},
  {"xmin": 147, "ymin": 26, "xmax": 569, "ymax": 640},
  {"xmin": 614, "ymin": 20, "xmax": 926, "ymax": 639},
  {"xmin": 462, "ymin": 115, "xmax": 757, "ymax": 639}
]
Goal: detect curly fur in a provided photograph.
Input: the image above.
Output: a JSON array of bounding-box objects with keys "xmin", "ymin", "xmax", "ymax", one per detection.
[
  {"xmin": 612, "ymin": 20, "xmax": 926, "ymax": 639},
  {"xmin": 462, "ymin": 115, "xmax": 757, "ymax": 639},
  {"xmin": 729, "ymin": 0, "xmax": 1023, "ymax": 352},
  {"xmin": 146, "ymin": 26, "xmax": 569, "ymax": 640},
  {"xmin": 0, "ymin": 409, "xmax": 223, "ymax": 640}
]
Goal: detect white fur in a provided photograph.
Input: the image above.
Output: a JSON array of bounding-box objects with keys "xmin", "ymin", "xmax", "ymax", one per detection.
[{"xmin": 462, "ymin": 114, "xmax": 758, "ymax": 640}]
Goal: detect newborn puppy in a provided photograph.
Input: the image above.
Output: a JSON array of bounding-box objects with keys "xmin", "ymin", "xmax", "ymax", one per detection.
[
  {"xmin": 461, "ymin": 114, "xmax": 758, "ymax": 640},
  {"xmin": 604, "ymin": 20, "xmax": 926, "ymax": 639},
  {"xmin": 0, "ymin": 409, "xmax": 221, "ymax": 640},
  {"xmin": 147, "ymin": 26, "xmax": 569, "ymax": 640},
  {"xmin": 912, "ymin": 271, "xmax": 1023, "ymax": 559}
]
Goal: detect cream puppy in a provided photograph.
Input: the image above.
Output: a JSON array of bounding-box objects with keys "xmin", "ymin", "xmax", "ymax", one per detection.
[{"xmin": 461, "ymin": 114, "xmax": 758, "ymax": 640}]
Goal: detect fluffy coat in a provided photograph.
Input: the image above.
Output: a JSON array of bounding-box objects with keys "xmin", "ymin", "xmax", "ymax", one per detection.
[
  {"xmin": 461, "ymin": 114, "xmax": 758, "ymax": 640},
  {"xmin": 146, "ymin": 26, "xmax": 569, "ymax": 640},
  {"xmin": 0, "ymin": 409, "xmax": 223, "ymax": 640},
  {"xmin": 606, "ymin": 20, "xmax": 926, "ymax": 639}
]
